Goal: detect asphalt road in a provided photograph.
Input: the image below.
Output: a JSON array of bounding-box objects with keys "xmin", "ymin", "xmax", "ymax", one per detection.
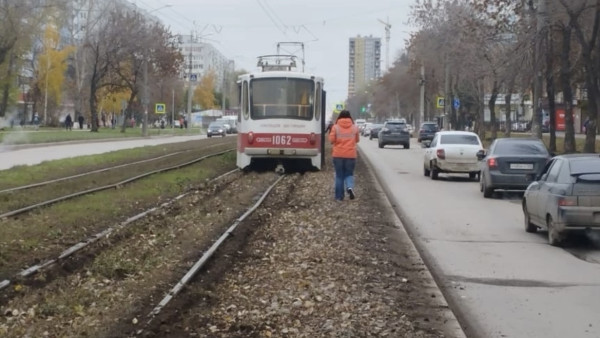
[
  {"xmin": 0, "ymin": 134, "xmax": 205, "ymax": 171},
  {"xmin": 358, "ymin": 136, "xmax": 600, "ymax": 338}
]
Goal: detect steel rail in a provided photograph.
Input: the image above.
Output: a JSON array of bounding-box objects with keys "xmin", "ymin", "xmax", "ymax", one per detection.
[
  {"xmin": 0, "ymin": 168, "xmax": 241, "ymax": 292},
  {"xmin": 0, "ymin": 149, "xmax": 235, "ymax": 219},
  {"xmin": 0, "ymin": 152, "xmax": 185, "ymax": 194},
  {"xmin": 144, "ymin": 174, "xmax": 286, "ymax": 327}
]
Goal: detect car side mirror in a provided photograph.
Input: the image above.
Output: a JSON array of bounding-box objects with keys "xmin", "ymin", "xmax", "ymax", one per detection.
[
  {"xmin": 476, "ymin": 149, "xmax": 486, "ymax": 161},
  {"xmin": 550, "ymin": 152, "xmax": 557, "ymax": 157},
  {"xmin": 421, "ymin": 140, "xmax": 431, "ymax": 148}
]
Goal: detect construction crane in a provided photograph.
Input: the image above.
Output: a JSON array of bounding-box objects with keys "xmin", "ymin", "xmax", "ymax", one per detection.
[{"xmin": 378, "ymin": 17, "xmax": 391, "ymax": 70}]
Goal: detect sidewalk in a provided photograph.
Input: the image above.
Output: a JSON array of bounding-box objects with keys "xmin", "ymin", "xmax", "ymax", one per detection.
[{"xmin": 0, "ymin": 134, "xmax": 205, "ymax": 171}]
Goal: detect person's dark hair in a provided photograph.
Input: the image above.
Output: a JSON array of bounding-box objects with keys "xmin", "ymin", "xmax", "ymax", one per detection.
[{"xmin": 337, "ymin": 110, "xmax": 353, "ymax": 122}]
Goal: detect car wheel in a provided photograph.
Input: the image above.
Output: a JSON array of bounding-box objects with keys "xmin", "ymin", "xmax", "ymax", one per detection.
[
  {"xmin": 378, "ymin": 142, "xmax": 384, "ymax": 148},
  {"xmin": 417, "ymin": 138, "xmax": 421, "ymax": 143},
  {"xmin": 469, "ymin": 172, "xmax": 477, "ymax": 180},
  {"xmin": 424, "ymin": 166, "xmax": 430, "ymax": 177},
  {"xmin": 207, "ymin": 135, "xmax": 211, "ymax": 138},
  {"xmin": 482, "ymin": 180, "xmax": 494, "ymax": 198},
  {"xmin": 479, "ymin": 175, "xmax": 484, "ymax": 192},
  {"xmin": 369, "ymin": 135, "xmax": 373, "ymax": 140},
  {"xmin": 430, "ymin": 163, "xmax": 439, "ymax": 180},
  {"xmin": 404, "ymin": 143, "xmax": 410, "ymax": 149},
  {"xmin": 523, "ymin": 201, "xmax": 537, "ymax": 233},
  {"xmin": 547, "ymin": 215, "xmax": 564, "ymax": 246}
]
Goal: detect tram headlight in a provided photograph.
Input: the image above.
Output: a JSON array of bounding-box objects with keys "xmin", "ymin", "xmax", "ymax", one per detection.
[
  {"xmin": 309, "ymin": 132, "xmax": 316, "ymax": 145},
  {"xmin": 248, "ymin": 131, "xmax": 254, "ymax": 144}
]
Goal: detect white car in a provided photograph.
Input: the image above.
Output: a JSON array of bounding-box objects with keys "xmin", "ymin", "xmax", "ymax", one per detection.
[{"xmin": 423, "ymin": 131, "xmax": 483, "ymax": 180}]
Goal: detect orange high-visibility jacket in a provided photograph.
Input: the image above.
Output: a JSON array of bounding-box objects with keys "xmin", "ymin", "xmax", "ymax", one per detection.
[{"xmin": 329, "ymin": 118, "xmax": 359, "ymax": 158}]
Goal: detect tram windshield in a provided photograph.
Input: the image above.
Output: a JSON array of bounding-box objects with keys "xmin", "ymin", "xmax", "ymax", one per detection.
[{"xmin": 250, "ymin": 78, "xmax": 314, "ymax": 120}]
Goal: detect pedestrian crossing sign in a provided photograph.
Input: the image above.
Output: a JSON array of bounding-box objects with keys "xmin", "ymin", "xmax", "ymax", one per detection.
[
  {"xmin": 155, "ymin": 103, "xmax": 166, "ymax": 114},
  {"xmin": 436, "ymin": 97, "xmax": 445, "ymax": 109}
]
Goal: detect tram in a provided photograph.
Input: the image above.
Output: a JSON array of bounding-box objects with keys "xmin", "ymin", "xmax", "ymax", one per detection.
[{"xmin": 236, "ymin": 55, "xmax": 326, "ymax": 173}]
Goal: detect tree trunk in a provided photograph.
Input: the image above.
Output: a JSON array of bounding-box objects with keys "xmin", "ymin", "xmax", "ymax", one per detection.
[
  {"xmin": 546, "ymin": 28, "xmax": 557, "ymax": 152},
  {"xmin": 477, "ymin": 80, "xmax": 486, "ymax": 140},
  {"xmin": 489, "ymin": 80, "xmax": 499, "ymax": 140},
  {"xmin": 560, "ymin": 25, "xmax": 576, "ymax": 153},
  {"xmin": 0, "ymin": 53, "xmax": 15, "ymax": 118}
]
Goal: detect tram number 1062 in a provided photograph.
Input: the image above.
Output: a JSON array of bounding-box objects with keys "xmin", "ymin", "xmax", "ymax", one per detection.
[{"xmin": 273, "ymin": 135, "xmax": 292, "ymax": 146}]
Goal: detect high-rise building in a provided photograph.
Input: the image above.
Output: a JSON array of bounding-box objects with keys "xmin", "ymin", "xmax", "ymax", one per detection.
[
  {"xmin": 348, "ymin": 35, "xmax": 381, "ymax": 98},
  {"xmin": 178, "ymin": 34, "xmax": 233, "ymax": 92}
]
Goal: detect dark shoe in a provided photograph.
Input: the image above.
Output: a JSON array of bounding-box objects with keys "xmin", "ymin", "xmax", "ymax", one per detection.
[{"xmin": 347, "ymin": 188, "xmax": 355, "ymax": 200}]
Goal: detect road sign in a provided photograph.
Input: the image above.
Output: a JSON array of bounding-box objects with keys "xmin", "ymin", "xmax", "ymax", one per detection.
[
  {"xmin": 155, "ymin": 103, "xmax": 166, "ymax": 114},
  {"xmin": 189, "ymin": 74, "xmax": 198, "ymax": 82},
  {"xmin": 453, "ymin": 98, "xmax": 460, "ymax": 109},
  {"xmin": 436, "ymin": 97, "xmax": 445, "ymax": 108},
  {"xmin": 335, "ymin": 103, "xmax": 344, "ymax": 111}
]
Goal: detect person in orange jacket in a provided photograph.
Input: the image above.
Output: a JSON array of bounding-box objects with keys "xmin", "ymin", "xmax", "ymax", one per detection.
[{"xmin": 329, "ymin": 110, "xmax": 360, "ymax": 201}]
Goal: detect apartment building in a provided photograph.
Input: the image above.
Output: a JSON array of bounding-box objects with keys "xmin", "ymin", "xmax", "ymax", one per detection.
[{"xmin": 348, "ymin": 35, "xmax": 381, "ymax": 98}]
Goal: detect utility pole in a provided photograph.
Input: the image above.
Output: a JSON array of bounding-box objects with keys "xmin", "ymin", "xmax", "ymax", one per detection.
[
  {"xmin": 532, "ymin": 0, "xmax": 546, "ymax": 138},
  {"xmin": 142, "ymin": 54, "xmax": 148, "ymax": 136},
  {"xmin": 186, "ymin": 31, "xmax": 193, "ymax": 133},
  {"xmin": 419, "ymin": 64, "xmax": 425, "ymax": 129}
]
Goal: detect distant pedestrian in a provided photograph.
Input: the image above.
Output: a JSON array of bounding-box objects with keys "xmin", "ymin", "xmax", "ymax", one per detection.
[
  {"xmin": 179, "ymin": 117, "xmax": 184, "ymax": 129},
  {"xmin": 33, "ymin": 113, "xmax": 40, "ymax": 130},
  {"xmin": 65, "ymin": 114, "xmax": 73, "ymax": 131},
  {"xmin": 78, "ymin": 114, "xmax": 84, "ymax": 129},
  {"xmin": 329, "ymin": 110, "xmax": 360, "ymax": 201},
  {"xmin": 183, "ymin": 116, "xmax": 188, "ymax": 129},
  {"xmin": 101, "ymin": 113, "xmax": 106, "ymax": 127}
]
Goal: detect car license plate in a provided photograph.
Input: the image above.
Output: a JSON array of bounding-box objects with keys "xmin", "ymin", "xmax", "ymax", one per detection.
[{"xmin": 510, "ymin": 163, "xmax": 533, "ymax": 170}]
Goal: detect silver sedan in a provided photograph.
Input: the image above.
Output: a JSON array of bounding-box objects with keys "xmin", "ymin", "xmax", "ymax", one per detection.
[{"xmin": 522, "ymin": 154, "xmax": 600, "ymax": 246}]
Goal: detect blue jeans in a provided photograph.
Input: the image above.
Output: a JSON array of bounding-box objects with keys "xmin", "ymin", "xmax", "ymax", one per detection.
[{"xmin": 333, "ymin": 157, "xmax": 356, "ymax": 200}]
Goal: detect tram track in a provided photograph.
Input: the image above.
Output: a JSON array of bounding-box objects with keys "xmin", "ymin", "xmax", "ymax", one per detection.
[
  {"xmin": 0, "ymin": 168, "xmax": 241, "ymax": 293},
  {"xmin": 0, "ymin": 142, "xmax": 238, "ymax": 294},
  {"xmin": 0, "ymin": 169, "xmax": 287, "ymax": 337},
  {"xmin": 0, "ymin": 148, "xmax": 234, "ymax": 219},
  {"xmin": 0, "ymin": 141, "xmax": 234, "ymax": 217}
]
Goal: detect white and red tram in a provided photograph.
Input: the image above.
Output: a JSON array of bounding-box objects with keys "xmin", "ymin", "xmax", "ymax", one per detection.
[{"xmin": 236, "ymin": 55, "xmax": 326, "ymax": 172}]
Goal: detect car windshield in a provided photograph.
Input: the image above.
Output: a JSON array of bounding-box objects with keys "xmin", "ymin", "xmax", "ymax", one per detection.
[
  {"xmin": 209, "ymin": 122, "xmax": 224, "ymax": 128},
  {"xmin": 386, "ymin": 123, "xmax": 406, "ymax": 131},
  {"xmin": 440, "ymin": 134, "xmax": 480, "ymax": 145},
  {"xmin": 569, "ymin": 158, "xmax": 600, "ymax": 175},
  {"xmin": 494, "ymin": 141, "xmax": 549, "ymax": 155},
  {"xmin": 421, "ymin": 123, "xmax": 437, "ymax": 131}
]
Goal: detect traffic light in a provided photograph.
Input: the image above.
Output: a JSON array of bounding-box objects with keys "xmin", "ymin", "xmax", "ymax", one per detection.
[{"xmin": 361, "ymin": 106, "xmax": 366, "ymax": 113}]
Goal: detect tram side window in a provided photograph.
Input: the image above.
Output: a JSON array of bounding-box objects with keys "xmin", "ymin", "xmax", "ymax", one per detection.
[
  {"xmin": 250, "ymin": 78, "xmax": 314, "ymax": 120},
  {"xmin": 315, "ymin": 82, "xmax": 322, "ymax": 121},
  {"xmin": 242, "ymin": 81, "xmax": 249, "ymax": 120}
]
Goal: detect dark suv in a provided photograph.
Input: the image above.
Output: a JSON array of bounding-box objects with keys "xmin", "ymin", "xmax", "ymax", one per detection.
[
  {"xmin": 207, "ymin": 122, "xmax": 227, "ymax": 137},
  {"xmin": 418, "ymin": 122, "xmax": 439, "ymax": 142},
  {"xmin": 378, "ymin": 121, "xmax": 410, "ymax": 149}
]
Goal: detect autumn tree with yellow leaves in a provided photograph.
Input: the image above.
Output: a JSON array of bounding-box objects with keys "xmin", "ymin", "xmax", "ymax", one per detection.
[
  {"xmin": 35, "ymin": 23, "xmax": 73, "ymax": 125},
  {"xmin": 193, "ymin": 70, "xmax": 218, "ymax": 110}
]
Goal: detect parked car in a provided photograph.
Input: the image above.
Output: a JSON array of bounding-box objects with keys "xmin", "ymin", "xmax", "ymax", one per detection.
[
  {"xmin": 478, "ymin": 138, "xmax": 552, "ymax": 198},
  {"xmin": 522, "ymin": 154, "xmax": 600, "ymax": 246},
  {"xmin": 406, "ymin": 124, "xmax": 414, "ymax": 137},
  {"xmin": 423, "ymin": 131, "xmax": 483, "ymax": 180},
  {"xmin": 378, "ymin": 120, "xmax": 410, "ymax": 149},
  {"xmin": 362, "ymin": 123, "xmax": 373, "ymax": 136},
  {"xmin": 369, "ymin": 124, "xmax": 384, "ymax": 140},
  {"xmin": 207, "ymin": 122, "xmax": 227, "ymax": 137},
  {"xmin": 418, "ymin": 122, "xmax": 439, "ymax": 142}
]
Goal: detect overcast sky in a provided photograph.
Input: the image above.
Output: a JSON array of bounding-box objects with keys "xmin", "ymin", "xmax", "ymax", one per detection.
[{"xmin": 132, "ymin": 0, "xmax": 416, "ymax": 112}]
